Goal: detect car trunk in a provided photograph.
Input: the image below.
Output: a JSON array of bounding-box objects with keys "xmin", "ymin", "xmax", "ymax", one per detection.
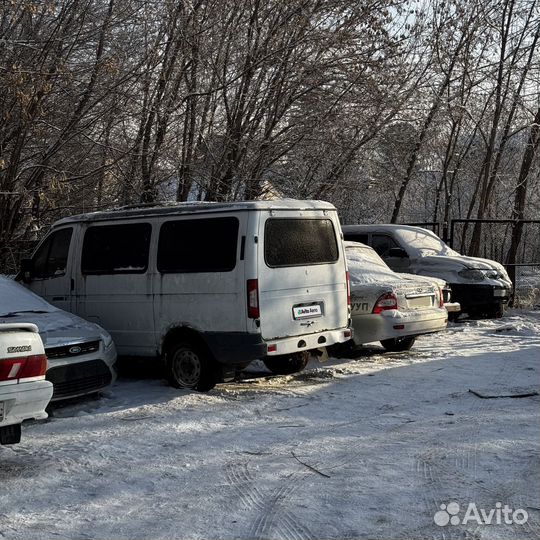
[{"xmin": 395, "ymin": 282, "xmax": 438, "ymax": 311}]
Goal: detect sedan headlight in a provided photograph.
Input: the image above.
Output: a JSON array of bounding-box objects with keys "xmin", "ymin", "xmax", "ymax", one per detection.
[
  {"xmin": 458, "ymin": 268, "xmax": 486, "ymax": 281},
  {"xmin": 101, "ymin": 333, "xmax": 114, "ymax": 350}
]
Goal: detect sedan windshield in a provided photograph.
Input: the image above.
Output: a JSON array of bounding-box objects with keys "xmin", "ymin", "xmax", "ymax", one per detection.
[
  {"xmin": 0, "ymin": 277, "xmax": 55, "ymax": 316},
  {"xmin": 396, "ymin": 228, "xmax": 458, "ymax": 256}
]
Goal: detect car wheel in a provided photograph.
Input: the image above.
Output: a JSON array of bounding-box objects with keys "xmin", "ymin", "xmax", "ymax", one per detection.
[
  {"xmin": 166, "ymin": 341, "xmax": 217, "ymax": 391},
  {"xmin": 380, "ymin": 336, "xmax": 416, "ymax": 352},
  {"xmin": 263, "ymin": 351, "xmax": 310, "ymax": 375}
]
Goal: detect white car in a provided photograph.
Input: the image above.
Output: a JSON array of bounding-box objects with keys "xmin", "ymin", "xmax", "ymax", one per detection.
[
  {"xmin": 344, "ymin": 242, "xmax": 448, "ymax": 351},
  {"xmin": 0, "ymin": 323, "xmax": 53, "ymax": 444},
  {"xmin": 0, "ymin": 277, "xmax": 117, "ymax": 401}
]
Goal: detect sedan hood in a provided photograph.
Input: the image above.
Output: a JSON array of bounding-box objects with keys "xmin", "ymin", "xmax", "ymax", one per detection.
[
  {"xmin": 418, "ymin": 253, "xmax": 508, "ymax": 271},
  {"xmin": 0, "ymin": 310, "xmax": 102, "ymax": 348},
  {"xmin": 397, "ymin": 272, "xmax": 447, "ymax": 288},
  {"xmin": 408, "ymin": 253, "xmax": 511, "ymax": 287}
]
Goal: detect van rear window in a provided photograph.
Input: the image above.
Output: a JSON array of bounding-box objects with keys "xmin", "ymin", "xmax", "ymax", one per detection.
[
  {"xmin": 82, "ymin": 223, "xmax": 151, "ymax": 274},
  {"xmin": 157, "ymin": 217, "xmax": 239, "ymax": 273},
  {"xmin": 265, "ymin": 218, "xmax": 339, "ymax": 267}
]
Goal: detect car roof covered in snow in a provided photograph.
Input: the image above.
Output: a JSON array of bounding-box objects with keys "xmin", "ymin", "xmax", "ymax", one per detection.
[
  {"xmin": 342, "ymin": 223, "xmax": 436, "ymax": 235},
  {"xmin": 344, "ymin": 240, "xmax": 372, "ymax": 249},
  {"xmin": 53, "ymin": 199, "xmax": 337, "ymax": 226}
]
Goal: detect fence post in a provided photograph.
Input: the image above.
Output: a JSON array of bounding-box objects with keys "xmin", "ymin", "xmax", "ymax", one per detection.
[
  {"xmin": 449, "ymin": 220, "xmax": 456, "ymax": 249},
  {"xmin": 442, "ymin": 221, "xmax": 449, "ymax": 244}
]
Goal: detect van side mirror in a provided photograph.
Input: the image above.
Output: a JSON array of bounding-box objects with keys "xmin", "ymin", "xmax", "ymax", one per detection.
[
  {"xmin": 19, "ymin": 258, "xmax": 34, "ymax": 283},
  {"xmin": 387, "ymin": 247, "xmax": 408, "ymax": 258}
]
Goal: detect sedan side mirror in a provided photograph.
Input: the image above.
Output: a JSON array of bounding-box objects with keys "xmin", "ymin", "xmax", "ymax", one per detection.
[
  {"xmin": 19, "ymin": 258, "xmax": 34, "ymax": 283},
  {"xmin": 387, "ymin": 247, "xmax": 408, "ymax": 258}
]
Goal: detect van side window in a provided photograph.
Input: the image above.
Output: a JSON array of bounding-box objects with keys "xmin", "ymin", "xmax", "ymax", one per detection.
[
  {"xmin": 344, "ymin": 233, "xmax": 368, "ymax": 244},
  {"xmin": 265, "ymin": 219, "xmax": 338, "ymax": 267},
  {"xmin": 33, "ymin": 228, "xmax": 73, "ymax": 278},
  {"xmin": 371, "ymin": 234, "xmax": 400, "ymax": 257},
  {"xmin": 157, "ymin": 217, "xmax": 239, "ymax": 273},
  {"xmin": 82, "ymin": 223, "xmax": 151, "ymax": 274}
]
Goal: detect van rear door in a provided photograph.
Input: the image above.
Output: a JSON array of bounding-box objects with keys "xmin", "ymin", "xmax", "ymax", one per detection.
[{"xmin": 257, "ymin": 211, "xmax": 348, "ymax": 341}]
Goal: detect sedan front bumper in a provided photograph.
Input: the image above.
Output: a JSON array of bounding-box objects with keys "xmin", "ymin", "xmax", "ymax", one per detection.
[
  {"xmin": 46, "ymin": 341, "xmax": 117, "ymax": 401},
  {"xmin": 444, "ymin": 302, "xmax": 461, "ymax": 313},
  {"xmin": 449, "ymin": 283, "xmax": 512, "ymax": 313}
]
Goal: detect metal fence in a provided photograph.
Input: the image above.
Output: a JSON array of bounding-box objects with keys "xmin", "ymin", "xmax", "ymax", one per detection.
[{"xmin": 448, "ymin": 219, "xmax": 540, "ymax": 263}]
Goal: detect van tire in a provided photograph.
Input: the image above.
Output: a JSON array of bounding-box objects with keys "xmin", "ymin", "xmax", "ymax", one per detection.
[
  {"xmin": 263, "ymin": 351, "xmax": 310, "ymax": 375},
  {"xmin": 380, "ymin": 336, "xmax": 416, "ymax": 352},
  {"xmin": 166, "ymin": 341, "xmax": 217, "ymax": 392}
]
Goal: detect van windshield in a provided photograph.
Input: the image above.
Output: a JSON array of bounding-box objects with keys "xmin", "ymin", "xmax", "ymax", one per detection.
[{"xmin": 264, "ymin": 218, "xmax": 339, "ymax": 267}]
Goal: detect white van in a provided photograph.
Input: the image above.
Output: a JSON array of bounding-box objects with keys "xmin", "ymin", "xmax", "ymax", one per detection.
[{"xmin": 20, "ymin": 200, "xmax": 351, "ymax": 391}]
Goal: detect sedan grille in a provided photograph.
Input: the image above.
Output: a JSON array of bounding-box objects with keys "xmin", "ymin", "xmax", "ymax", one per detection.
[
  {"xmin": 46, "ymin": 359, "xmax": 112, "ymax": 400},
  {"xmin": 45, "ymin": 340, "xmax": 100, "ymax": 359}
]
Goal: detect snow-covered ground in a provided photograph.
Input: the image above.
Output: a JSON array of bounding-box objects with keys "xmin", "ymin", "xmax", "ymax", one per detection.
[{"xmin": 1, "ymin": 310, "xmax": 539, "ymax": 540}]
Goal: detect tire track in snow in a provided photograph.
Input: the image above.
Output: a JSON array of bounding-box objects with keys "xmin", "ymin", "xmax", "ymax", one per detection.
[
  {"xmin": 225, "ymin": 460, "xmax": 315, "ymax": 540},
  {"xmin": 412, "ymin": 330, "xmax": 539, "ymax": 540}
]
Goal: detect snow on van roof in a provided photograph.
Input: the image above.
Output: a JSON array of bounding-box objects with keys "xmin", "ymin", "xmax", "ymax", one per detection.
[{"xmin": 53, "ymin": 199, "xmax": 337, "ymax": 226}]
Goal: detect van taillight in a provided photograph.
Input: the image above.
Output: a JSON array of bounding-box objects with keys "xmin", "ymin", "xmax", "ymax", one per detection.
[
  {"xmin": 0, "ymin": 354, "xmax": 48, "ymax": 382},
  {"xmin": 438, "ymin": 287, "xmax": 445, "ymax": 308},
  {"xmin": 346, "ymin": 271, "xmax": 351, "ymax": 307},
  {"xmin": 372, "ymin": 292, "xmax": 398, "ymax": 314},
  {"xmin": 247, "ymin": 279, "xmax": 260, "ymax": 319}
]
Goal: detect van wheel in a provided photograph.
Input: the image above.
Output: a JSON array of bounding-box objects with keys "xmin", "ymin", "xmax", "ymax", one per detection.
[
  {"xmin": 166, "ymin": 341, "xmax": 217, "ymax": 392},
  {"xmin": 380, "ymin": 336, "xmax": 416, "ymax": 352},
  {"xmin": 263, "ymin": 351, "xmax": 310, "ymax": 375}
]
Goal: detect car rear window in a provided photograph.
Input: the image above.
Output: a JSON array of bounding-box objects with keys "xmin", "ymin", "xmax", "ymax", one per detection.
[
  {"xmin": 157, "ymin": 217, "xmax": 239, "ymax": 273},
  {"xmin": 265, "ymin": 218, "xmax": 339, "ymax": 267}
]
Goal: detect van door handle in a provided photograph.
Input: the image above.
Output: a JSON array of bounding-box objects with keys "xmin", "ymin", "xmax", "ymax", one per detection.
[
  {"xmin": 71, "ymin": 278, "xmax": 74, "ymax": 292},
  {"xmin": 52, "ymin": 296, "xmax": 67, "ymax": 301}
]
